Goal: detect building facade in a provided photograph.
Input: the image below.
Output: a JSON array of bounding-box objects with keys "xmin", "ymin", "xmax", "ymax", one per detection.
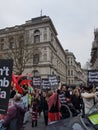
[
  {"xmin": 90, "ymin": 29, "xmax": 98, "ymax": 69},
  {"xmin": 65, "ymin": 50, "xmax": 87, "ymax": 87},
  {"xmin": 0, "ymin": 16, "xmax": 67, "ymax": 83}
]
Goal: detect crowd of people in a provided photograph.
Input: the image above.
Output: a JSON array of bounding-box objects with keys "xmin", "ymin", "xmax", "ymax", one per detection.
[{"xmin": 1, "ymin": 82, "xmax": 98, "ymax": 130}]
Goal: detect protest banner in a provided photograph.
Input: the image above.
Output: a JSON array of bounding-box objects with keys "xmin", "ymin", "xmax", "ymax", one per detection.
[
  {"xmin": 87, "ymin": 70, "xmax": 98, "ymax": 87},
  {"xmin": 41, "ymin": 78, "xmax": 51, "ymax": 90},
  {"xmin": 0, "ymin": 59, "xmax": 13, "ymax": 114},
  {"xmin": 48, "ymin": 75, "xmax": 58, "ymax": 90},
  {"xmin": 33, "ymin": 76, "xmax": 41, "ymax": 88}
]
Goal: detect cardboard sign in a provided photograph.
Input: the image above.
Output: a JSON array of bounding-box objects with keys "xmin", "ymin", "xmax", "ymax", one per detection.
[{"xmin": 0, "ymin": 59, "xmax": 13, "ymax": 114}]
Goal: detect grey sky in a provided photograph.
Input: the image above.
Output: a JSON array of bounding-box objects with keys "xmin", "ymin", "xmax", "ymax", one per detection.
[{"xmin": 0, "ymin": 0, "xmax": 98, "ymax": 67}]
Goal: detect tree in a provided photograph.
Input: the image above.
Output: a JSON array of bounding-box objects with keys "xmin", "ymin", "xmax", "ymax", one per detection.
[{"xmin": 6, "ymin": 34, "xmax": 33, "ymax": 75}]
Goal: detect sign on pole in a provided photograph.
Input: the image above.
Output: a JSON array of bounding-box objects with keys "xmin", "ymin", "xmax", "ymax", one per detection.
[{"xmin": 0, "ymin": 59, "xmax": 13, "ymax": 114}]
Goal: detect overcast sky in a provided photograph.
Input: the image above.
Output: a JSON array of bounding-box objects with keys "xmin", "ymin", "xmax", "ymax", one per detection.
[{"xmin": 0, "ymin": 0, "xmax": 98, "ymax": 67}]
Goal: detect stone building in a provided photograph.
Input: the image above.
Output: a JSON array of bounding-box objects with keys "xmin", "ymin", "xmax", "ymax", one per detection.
[
  {"xmin": 65, "ymin": 50, "xmax": 87, "ymax": 87},
  {"xmin": 90, "ymin": 29, "xmax": 98, "ymax": 69},
  {"xmin": 0, "ymin": 16, "xmax": 67, "ymax": 83}
]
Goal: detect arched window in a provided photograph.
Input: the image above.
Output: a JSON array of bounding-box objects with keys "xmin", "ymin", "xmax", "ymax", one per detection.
[
  {"xmin": 32, "ymin": 70, "xmax": 39, "ymax": 76},
  {"xmin": 34, "ymin": 30, "xmax": 40, "ymax": 43},
  {"xmin": 33, "ymin": 54, "xmax": 39, "ymax": 64}
]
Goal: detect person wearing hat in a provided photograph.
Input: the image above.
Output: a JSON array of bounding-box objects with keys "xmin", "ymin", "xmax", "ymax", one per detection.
[{"xmin": 2, "ymin": 93, "xmax": 26, "ymax": 130}]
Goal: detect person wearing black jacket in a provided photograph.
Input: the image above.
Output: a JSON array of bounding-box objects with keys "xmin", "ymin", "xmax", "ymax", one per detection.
[
  {"xmin": 57, "ymin": 84, "xmax": 71, "ymax": 119},
  {"xmin": 71, "ymin": 88, "xmax": 83, "ymax": 116},
  {"xmin": 42, "ymin": 91, "xmax": 48, "ymax": 126}
]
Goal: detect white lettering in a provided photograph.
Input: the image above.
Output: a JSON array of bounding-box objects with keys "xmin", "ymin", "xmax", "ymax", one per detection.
[
  {"xmin": 0, "ymin": 91, "xmax": 6, "ymax": 99},
  {"xmin": 0, "ymin": 67, "xmax": 9, "ymax": 76},
  {"xmin": 0, "ymin": 77, "xmax": 9, "ymax": 87}
]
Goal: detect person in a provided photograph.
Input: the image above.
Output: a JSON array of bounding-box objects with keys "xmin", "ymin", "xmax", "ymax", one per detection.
[
  {"xmin": 42, "ymin": 91, "xmax": 48, "ymax": 126},
  {"xmin": 46, "ymin": 90, "xmax": 61, "ymax": 124},
  {"xmin": 10, "ymin": 87, "xmax": 16, "ymax": 99},
  {"xmin": 57, "ymin": 84, "xmax": 70, "ymax": 119},
  {"xmin": 71, "ymin": 88, "xmax": 83, "ymax": 115},
  {"xmin": 81, "ymin": 86, "xmax": 95, "ymax": 115},
  {"xmin": 31, "ymin": 99, "xmax": 38, "ymax": 127},
  {"xmin": 2, "ymin": 93, "xmax": 26, "ymax": 130},
  {"xmin": 21, "ymin": 84, "xmax": 28, "ymax": 96}
]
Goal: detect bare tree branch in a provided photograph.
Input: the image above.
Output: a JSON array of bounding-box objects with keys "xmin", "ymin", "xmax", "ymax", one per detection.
[{"xmin": 5, "ymin": 34, "xmax": 34, "ymax": 75}]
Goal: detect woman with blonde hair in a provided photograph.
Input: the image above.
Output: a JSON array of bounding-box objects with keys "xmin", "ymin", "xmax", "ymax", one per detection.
[{"xmin": 71, "ymin": 88, "xmax": 83, "ymax": 115}]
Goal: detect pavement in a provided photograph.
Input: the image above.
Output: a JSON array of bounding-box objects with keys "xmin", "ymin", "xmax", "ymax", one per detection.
[{"xmin": 24, "ymin": 112, "xmax": 46, "ymax": 130}]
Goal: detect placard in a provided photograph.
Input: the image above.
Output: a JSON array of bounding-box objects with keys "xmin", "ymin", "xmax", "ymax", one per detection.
[
  {"xmin": 48, "ymin": 75, "xmax": 58, "ymax": 90},
  {"xmin": 0, "ymin": 59, "xmax": 13, "ymax": 114},
  {"xmin": 33, "ymin": 76, "xmax": 41, "ymax": 88},
  {"xmin": 42, "ymin": 78, "xmax": 51, "ymax": 90},
  {"xmin": 87, "ymin": 70, "xmax": 98, "ymax": 86}
]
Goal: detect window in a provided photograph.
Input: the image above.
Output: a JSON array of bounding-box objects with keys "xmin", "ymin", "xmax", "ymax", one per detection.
[
  {"xmin": 32, "ymin": 70, "xmax": 39, "ymax": 76},
  {"xmin": 34, "ymin": 30, "xmax": 40, "ymax": 43},
  {"xmin": 52, "ymin": 71, "xmax": 54, "ymax": 75},
  {"xmin": 67, "ymin": 58, "xmax": 70, "ymax": 65},
  {"xmin": 71, "ymin": 58, "xmax": 73, "ymax": 65},
  {"xmin": 68, "ymin": 70, "xmax": 70, "ymax": 76},
  {"xmin": 33, "ymin": 54, "xmax": 39, "ymax": 64},
  {"xmin": 44, "ymin": 33, "xmax": 47, "ymax": 41},
  {"xmin": 68, "ymin": 80, "xmax": 70, "ymax": 85},
  {"xmin": 71, "ymin": 70, "xmax": 73, "ymax": 76},
  {"xmin": 72, "ymin": 80, "xmax": 73, "ymax": 84},
  {"xmin": 9, "ymin": 37, "xmax": 15, "ymax": 49},
  {"xmin": 43, "ymin": 53, "xmax": 47, "ymax": 61},
  {"xmin": 0, "ymin": 39, "xmax": 4, "ymax": 50},
  {"xmin": 1, "ymin": 43, "xmax": 4, "ymax": 50},
  {"xmin": 18, "ymin": 35, "xmax": 24, "ymax": 47}
]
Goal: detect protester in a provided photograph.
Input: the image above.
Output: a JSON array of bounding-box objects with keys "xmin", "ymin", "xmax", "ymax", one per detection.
[
  {"xmin": 38, "ymin": 89, "xmax": 43, "ymax": 117},
  {"xmin": 21, "ymin": 84, "xmax": 28, "ymax": 96},
  {"xmin": 2, "ymin": 93, "xmax": 26, "ymax": 130},
  {"xmin": 10, "ymin": 87, "xmax": 16, "ymax": 99},
  {"xmin": 42, "ymin": 91, "xmax": 48, "ymax": 126},
  {"xmin": 71, "ymin": 88, "xmax": 83, "ymax": 115},
  {"xmin": 46, "ymin": 90, "xmax": 61, "ymax": 124},
  {"xmin": 31, "ymin": 99, "xmax": 38, "ymax": 127},
  {"xmin": 81, "ymin": 86, "xmax": 95, "ymax": 115},
  {"xmin": 57, "ymin": 84, "xmax": 70, "ymax": 119}
]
